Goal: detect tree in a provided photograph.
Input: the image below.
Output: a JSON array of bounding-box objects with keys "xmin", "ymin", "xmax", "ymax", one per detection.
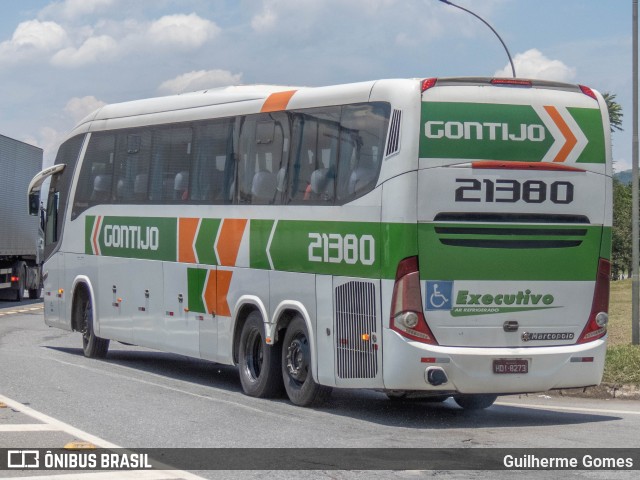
[
  {"xmin": 612, "ymin": 178, "xmax": 632, "ymax": 278},
  {"xmin": 606, "ymin": 92, "xmax": 626, "ymax": 278},
  {"xmin": 603, "ymin": 92, "xmax": 623, "ymax": 133}
]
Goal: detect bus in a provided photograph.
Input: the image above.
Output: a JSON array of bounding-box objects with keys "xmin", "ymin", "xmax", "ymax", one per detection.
[{"xmin": 28, "ymin": 77, "xmax": 612, "ymax": 410}]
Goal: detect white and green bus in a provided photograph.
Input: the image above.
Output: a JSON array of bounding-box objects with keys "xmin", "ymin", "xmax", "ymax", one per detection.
[{"xmin": 29, "ymin": 77, "xmax": 612, "ymax": 409}]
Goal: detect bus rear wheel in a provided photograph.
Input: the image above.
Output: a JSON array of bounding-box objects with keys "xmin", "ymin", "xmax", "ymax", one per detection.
[
  {"xmin": 77, "ymin": 290, "xmax": 109, "ymax": 358},
  {"xmin": 453, "ymin": 394, "xmax": 497, "ymax": 410},
  {"xmin": 238, "ymin": 311, "xmax": 283, "ymax": 398},
  {"xmin": 281, "ymin": 315, "xmax": 331, "ymax": 407}
]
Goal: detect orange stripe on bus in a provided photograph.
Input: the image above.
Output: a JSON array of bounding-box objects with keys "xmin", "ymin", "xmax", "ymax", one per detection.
[
  {"xmin": 92, "ymin": 216, "xmax": 102, "ymax": 255},
  {"xmin": 216, "ymin": 269, "xmax": 233, "ymax": 317},
  {"xmin": 178, "ymin": 217, "xmax": 199, "ymax": 263},
  {"xmin": 217, "ymin": 219, "xmax": 247, "ymax": 267},
  {"xmin": 261, "ymin": 90, "xmax": 297, "ymax": 113},
  {"xmin": 544, "ymin": 105, "xmax": 577, "ymax": 163}
]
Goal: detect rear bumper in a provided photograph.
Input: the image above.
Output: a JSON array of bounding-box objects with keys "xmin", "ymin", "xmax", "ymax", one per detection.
[{"xmin": 382, "ymin": 328, "xmax": 606, "ymax": 394}]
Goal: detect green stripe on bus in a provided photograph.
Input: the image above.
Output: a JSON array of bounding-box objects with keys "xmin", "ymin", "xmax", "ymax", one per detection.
[
  {"xmin": 91, "ymin": 216, "xmax": 177, "ymax": 261},
  {"xmin": 419, "ymin": 102, "xmax": 605, "ymax": 164},
  {"xmin": 195, "ymin": 218, "xmax": 220, "ymax": 265},
  {"xmin": 420, "ymin": 102, "xmax": 553, "ymax": 161},
  {"xmin": 84, "ymin": 216, "xmax": 607, "ymax": 282},
  {"xmin": 418, "ymin": 223, "xmax": 604, "ymax": 281},
  {"xmin": 569, "ymin": 107, "xmax": 606, "ymax": 164},
  {"xmin": 85, "ymin": 216, "xmax": 95, "ymax": 254},
  {"xmin": 187, "ymin": 267, "xmax": 207, "ymax": 314},
  {"xmin": 250, "ymin": 219, "xmax": 275, "ymax": 270}
]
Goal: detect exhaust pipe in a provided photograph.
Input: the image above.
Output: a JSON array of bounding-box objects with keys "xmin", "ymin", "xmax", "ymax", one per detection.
[{"xmin": 425, "ymin": 366, "xmax": 448, "ymax": 386}]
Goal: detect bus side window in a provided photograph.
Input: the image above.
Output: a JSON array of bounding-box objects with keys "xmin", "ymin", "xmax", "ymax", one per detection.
[
  {"xmin": 150, "ymin": 126, "xmax": 193, "ymax": 203},
  {"xmin": 288, "ymin": 107, "xmax": 340, "ymax": 204},
  {"xmin": 73, "ymin": 132, "xmax": 116, "ymax": 214},
  {"xmin": 192, "ymin": 119, "xmax": 234, "ymax": 204},
  {"xmin": 238, "ymin": 113, "xmax": 289, "ymax": 205},
  {"xmin": 335, "ymin": 103, "xmax": 390, "ymax": 202},
  {"xmin": 114, "ymin": 131, "xmax": 151, "ymax": 203}
]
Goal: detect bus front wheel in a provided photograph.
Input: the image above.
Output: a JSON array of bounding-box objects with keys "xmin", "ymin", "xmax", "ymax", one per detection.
[
  {"xmin": 281, "ymin": 315, "xmax": 331, "ymax": 407},
  {"xmin": 77, "ymin": 290, "xmax": 109, "ymax": 359},
  {"xmin": 238, "ymin": 311, "xmax": 283, "ymax": 398}
]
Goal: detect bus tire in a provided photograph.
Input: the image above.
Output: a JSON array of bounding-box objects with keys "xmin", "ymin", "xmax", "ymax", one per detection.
[
  {"xmin": 281, "ymin": 315, "xmax": 331, "ymax": 407},
  {"xmin": 238, "ymin": 311, "xmax": 283, "ymax": 398},
  {"xmin": 385, "ymin": 391, "xmax": 450, "ymax": 402},
  {"xmin": 78, "ymin": 290, "xmax": 109, "ymax": 359},
  {"xmin": 453, "ymin": 394, "xmax": 497, "ymax": 410}
]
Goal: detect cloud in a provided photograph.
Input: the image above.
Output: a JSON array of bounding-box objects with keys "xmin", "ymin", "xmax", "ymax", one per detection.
[
  {"xmin": 147, "ymin": 13, "xmax": 220, "ymax": 49},
  {"xmin": 51, "ymin": 34, "xmax": 117, "ymax": 67},
  {"xmin": 158, "ymin": 69, "xmax": 243, "ymax": 94},
  {"xmin": 250, "ymin": 0, "xmax": 404, "ymax": 33},
  {"xmin": 64, "ymin": 96, "xmax": 107, "ymax": 122},
  {"xmin": 36, "ymin": 126, "xmax": 70, "ymax": 168},
  {"xmin": 39, "ymin": 0, "xmax": 117, "ymax": 21},
  {"xmin": 0, "ymin": 20, "xmax": 68, "ymax": 61},
  {"xmin": 251, "ymin": 8, "xmax": 277, "ymax": 32},
  {"xmin": 494, "ymin": 48, "xmax": 575, "ymax": 82}
]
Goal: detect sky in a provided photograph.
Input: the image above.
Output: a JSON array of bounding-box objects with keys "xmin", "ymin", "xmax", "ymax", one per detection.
[{"xmin": 0, "ymin": 0, "xmax": 632, "ymax": 170}]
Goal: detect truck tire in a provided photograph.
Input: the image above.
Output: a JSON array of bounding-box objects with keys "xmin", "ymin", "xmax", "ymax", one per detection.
[
  {"xmin": 14, "ymin": 264, "xmax": 25, "ymax": 302},
  {"xmin": 28, "ymin": 288, "xmax": 41, "ymax": 299}
]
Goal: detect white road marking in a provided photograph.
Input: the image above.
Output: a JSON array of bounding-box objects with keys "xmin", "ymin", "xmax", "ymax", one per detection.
[
  {"xmin": 0, "ymin": 424, "xmax": 60, "ymax": 432},
  {"xmin": 496, "ymin": 400, "xmax": 640, "ymax": 416},
  {"xmin": 0, "ymin": 394, "xmax": 205, "ymax": 480}
]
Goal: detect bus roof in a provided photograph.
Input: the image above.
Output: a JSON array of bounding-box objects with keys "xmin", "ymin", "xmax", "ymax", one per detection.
[{"xmin": 77, "ymin": 81, "xmax": 388, "ymax": 129}]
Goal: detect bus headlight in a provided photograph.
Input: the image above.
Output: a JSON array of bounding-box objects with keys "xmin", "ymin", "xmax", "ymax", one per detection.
[{"xmin": 595, "ymin": 312, "xmax": 608, "ymax": 328}]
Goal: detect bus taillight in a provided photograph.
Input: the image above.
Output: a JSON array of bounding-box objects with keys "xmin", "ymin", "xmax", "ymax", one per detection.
[
  {"xmin": 579, "ymin": 85, "xmax": 598, "ymax": 100},
  {"xmin": 390, "ymin": 256, "xmax": 438, "ymax": 345},
  {"xmin": 421, "ymin": 78, "xmax": 438, "ymax": 92},
  {"xmin": 577, "ymin": 258, "xmax": 610, "ymax": 344}
]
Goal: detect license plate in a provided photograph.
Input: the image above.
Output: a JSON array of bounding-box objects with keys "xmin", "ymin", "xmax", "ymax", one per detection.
[{"xmin": 493, "ymin": 358, "xmax": 528, "ymax": 374}]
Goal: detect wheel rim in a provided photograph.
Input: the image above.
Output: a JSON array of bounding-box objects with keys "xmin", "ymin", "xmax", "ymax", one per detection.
[
  {"xmin": 243, "ymin": 328, "xmax": 263, "ymax": 382},
  {"xmin": 285, "ymin": 332, "xmax": 309, "ymax": 384}
]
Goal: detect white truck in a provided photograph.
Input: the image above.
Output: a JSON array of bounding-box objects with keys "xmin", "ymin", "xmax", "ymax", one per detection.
[{"xmin": 0, "ymin": 134, "xmax": 43, "ymax": 301}]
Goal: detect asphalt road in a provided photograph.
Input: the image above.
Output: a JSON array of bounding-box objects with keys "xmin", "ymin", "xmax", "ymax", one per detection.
[{"xmin": 1, "ymin": 298, "xmax": 639, "ymax": 479}]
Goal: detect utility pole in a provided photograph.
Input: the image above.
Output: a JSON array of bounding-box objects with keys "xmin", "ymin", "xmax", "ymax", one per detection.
[{"xmin": 633, "ymin": 0, "xmax": 639, "ymax": 345}]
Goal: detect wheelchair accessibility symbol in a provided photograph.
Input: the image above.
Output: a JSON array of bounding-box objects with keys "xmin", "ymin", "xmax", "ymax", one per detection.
[{"xmin": 425, "ymin": 281, "xmax": 453, "ymax": 311}]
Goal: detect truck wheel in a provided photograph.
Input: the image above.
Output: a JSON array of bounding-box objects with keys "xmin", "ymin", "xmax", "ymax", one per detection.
[
  {"xmin": 281, "ymin": 315, "xmax": 331, "ymax": 407},
  {"xmin": 15, "ymin": 276, "xmax": 24, "ymax": 302},
  {"xmin": 238, "ymin": 311, "xmax": 283, "ymax": 398},
  {"xmin": 28, "ymin": 288, "xmax": 41, "ymax": 299},
  {"xmin": 77, "ymin": 291, "xmax": 109, "ymax": 358},
  {"xmin": 14, "ymin": 264, "xmax": 25, "ymax": 302}
]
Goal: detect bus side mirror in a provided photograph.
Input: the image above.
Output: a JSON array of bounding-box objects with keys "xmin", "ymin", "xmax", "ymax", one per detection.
[{"xmin": 28, "ymin": 193, "xmax": 40, "ymax": 216}]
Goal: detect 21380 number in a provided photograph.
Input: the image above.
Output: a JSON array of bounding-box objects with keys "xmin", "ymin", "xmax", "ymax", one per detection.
[{"xmin": 455, "ymin": 179, "xmax": 574, "ymax": 204}]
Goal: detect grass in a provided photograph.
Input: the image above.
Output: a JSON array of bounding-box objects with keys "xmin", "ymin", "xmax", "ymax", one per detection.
[{"xmin": 603, "ymin": 279, "xmax": 640, "ymax": 385}]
